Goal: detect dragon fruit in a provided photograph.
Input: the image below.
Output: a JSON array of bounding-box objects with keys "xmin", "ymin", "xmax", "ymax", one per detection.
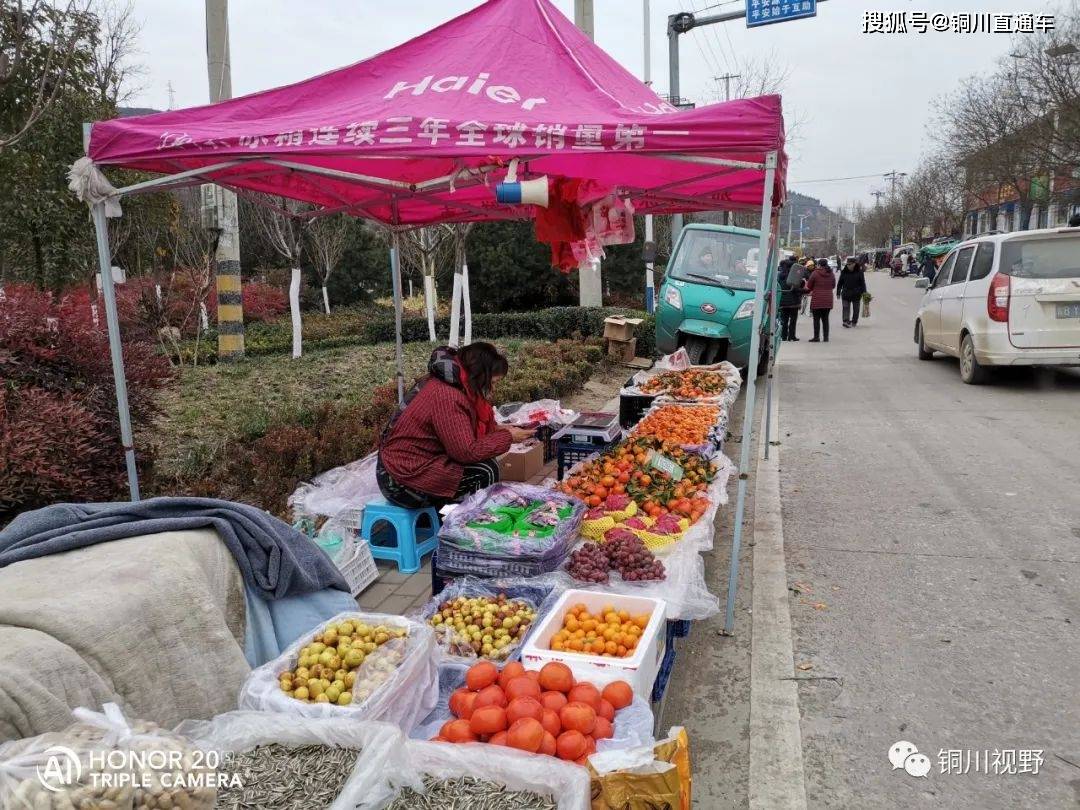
[{"xmin": 604, "ymin": 493, "xmax": 632, "ymax": 512}]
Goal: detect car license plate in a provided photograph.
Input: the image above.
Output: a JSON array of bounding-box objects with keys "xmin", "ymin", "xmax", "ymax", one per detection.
[{"xmin": 1056, "ymin": 303, "xmax": 1080, "ymax": 319}]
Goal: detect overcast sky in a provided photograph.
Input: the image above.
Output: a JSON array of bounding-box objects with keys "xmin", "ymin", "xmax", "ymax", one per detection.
[{"xmin": 127, "ymin": 0, "xmax": 1055, "ymax": 212}]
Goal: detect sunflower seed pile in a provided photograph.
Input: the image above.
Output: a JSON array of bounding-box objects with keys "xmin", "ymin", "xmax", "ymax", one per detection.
[
  {"xmin": 214, "ymin": 744, "xmax": 360, "ymax": 809},
  {"xmin": 386, "ymin": 775, "xmax": 558, "ymax": 810}
]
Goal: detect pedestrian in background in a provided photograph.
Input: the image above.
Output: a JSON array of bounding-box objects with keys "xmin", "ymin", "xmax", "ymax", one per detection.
[
  {"xmin": 836, "ymin": 257, "xmax": 867, "ymax": 328},
  {"xmin": 919, "ymin": 252, "xmax": 936, "ymax": 283},
  {"xmin": 804, "ymin": 258, "xmax": 836, "ymax": 342},
  {"xmin": 799, "ymin": 258, "xmax": 815, "ymax": 314},
  {"xmin": 777, "ymin": 259, "xmax": 804, "ymax": 341}
]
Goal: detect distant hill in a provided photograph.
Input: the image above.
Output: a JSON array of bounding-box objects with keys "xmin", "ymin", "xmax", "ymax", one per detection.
[{"xmin": 780, "ymin": 191, "xmax": 852, "ymax": 250}]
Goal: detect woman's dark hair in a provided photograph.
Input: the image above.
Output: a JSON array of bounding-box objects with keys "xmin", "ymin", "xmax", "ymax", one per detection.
[{"xmin": 457, "ymin": 342, "xmax": 509, "ymax": 399}]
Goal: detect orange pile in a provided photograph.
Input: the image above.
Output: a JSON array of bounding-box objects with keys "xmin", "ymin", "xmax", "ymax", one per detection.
[
  {"xmin": 549, "ymin": 602, "xmax": 649, "ymax": 659},
  {"xmin": 632, "ymin": 404, "xmax": 720, "ymax": 446},
  {"xmin": 433, "ymin": 660, "xmax": 634, "ymax": 765},
  {"xmin": 639, "ymin": 368, "xmax": 729, "ymax": 398}
]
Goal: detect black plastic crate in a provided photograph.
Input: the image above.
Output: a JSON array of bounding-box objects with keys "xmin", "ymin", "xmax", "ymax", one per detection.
[
  {"xmin": 619, "ymin": 375, "xmax": 656, "ymax": 429},
  {"xmin": 433, "ymin": 544, "xmax": 570, "ymax": 580},
  {"xmin": 556, "ymin": 437, "xmax": 619, "ymax": 479}
]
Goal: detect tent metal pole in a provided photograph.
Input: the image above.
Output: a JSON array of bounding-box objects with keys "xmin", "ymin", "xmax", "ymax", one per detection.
[
  {"xmin": 760, "ymin": 216, "xmax": 777, "ymax": 460},
  {"xmin": 91, "ymin": 201, "xmax": 141, "ymax": 501},
  {"xmin": 389, "ymin": 226, "xmax": 406, "ymax": 406},
  {"xmin": 723, "ymin": 150, "xmax": 778, "ymax": 636}
]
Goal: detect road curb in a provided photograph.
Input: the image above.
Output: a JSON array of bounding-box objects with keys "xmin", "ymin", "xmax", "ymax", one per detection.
[{"xmin": 748, "ymin": 372, "xmax": 808, "ymax": 809}]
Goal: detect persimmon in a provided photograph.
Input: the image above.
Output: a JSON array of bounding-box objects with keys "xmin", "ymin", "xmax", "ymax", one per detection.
[
  {"xmin": 449, "ymin": 688, "xmax": 478, "ymax": 719},
  {"xmin": 524, "ymin": 669, "xmax": 541, "ymax": 682},
  {"xmin": 443, "ymin": 719, "xmax": 478, "ymax": 743},
  {"xmin": 496, "ymin": 662, "xmax": 525, "ymax": 689},
  {"xmin": 559, "ymin": 701, "xmax": 596, "ymax": 735},
  {"xmin": 596, "ymin": 699, "xmax": 615, "ymax": 721},
  {"xmin": 489, "ymin": 730, "xmax": 509, "ymax": 746},
  {"xmin": 593, "ymin": 717, "xmax": 614, "ymax": 740},
  {"xmin": 539, "ymin": 731, "xmax": 557, "ymax": 756},
  {"xmin": 465, "ymin": 661, "xmax": 498, "ymax": 692},
  {"xmin": 538, "ymin": 662, "xmax": 574, "ymax": 693},
  {"xmin": 567, "ymin": 683, "xmax": 602, "ymax": 711},
  {"xmin": 540, "ymin": 691, "xmax": 568, "ymax": 713},
  {"xmin": 506, "ymin": 718, "xmax": 545, "ymax": 753},
  {"xmin": 540, "ymin": 708, "xmax": 561, "ymax": 737},
  {"xmin": 601, "ymin": 680, "xmax": 633, "ymax": 710},
  {"xmin": 470, "ymin": 705, "xmax": 508, "ymax": 736},
  {"xmin": 506, "ymin": 697, "xmax": 544, "ymax": 725},
  {"xmin": 504, "ymin": 676, "xmax": 542, "ymax": 701},
  {"xmin": 556, "ymin": 730, "xmax": 587, "ymax": 761},
  {"xmin": 474, "ymin": 684, "xmax": 508, "ymax": 709}
]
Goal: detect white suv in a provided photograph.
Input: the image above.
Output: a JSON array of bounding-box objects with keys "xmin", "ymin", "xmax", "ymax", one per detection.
[{"xmin": 914, "ymin": 227, "xmax": 1080, "ymax": 384}]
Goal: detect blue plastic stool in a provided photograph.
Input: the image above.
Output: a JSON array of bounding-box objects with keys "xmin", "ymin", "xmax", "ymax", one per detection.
[{"xmin": 361, "ymin": 498, "xmax": 440, "ymax": 574}]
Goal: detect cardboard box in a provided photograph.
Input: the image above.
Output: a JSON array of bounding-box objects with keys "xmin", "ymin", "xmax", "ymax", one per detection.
[
  {"xmin": 603, "ymin": 316, "xmax": 644, "ymax": 342},
  {"xmin": 607, "ymin": 337, "xmax": 637, "ymax": 364},
  {"xmin": 498, "ymin": 440, "xmax": 545, "ymax": 482}
]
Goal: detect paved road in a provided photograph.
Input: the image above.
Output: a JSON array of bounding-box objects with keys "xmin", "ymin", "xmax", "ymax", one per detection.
[{"xmin": 778, "ymin": 271, "xmax": 1080, "ymax": 808}]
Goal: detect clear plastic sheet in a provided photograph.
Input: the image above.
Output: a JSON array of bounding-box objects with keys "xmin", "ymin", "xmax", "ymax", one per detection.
[
  {"xmin": 238, "ymin": 612, "xmax": 438, "ymax": 733},
  {"xmin": 289, "ymin": 452, "xmax": 380, "ymax": 522},
  {"xmin": 388, "ymin": 740, "xmax": 591, "ymax": 810},
  {"xmin": 411, "ymin": 575, "xmax": 566, "ymax": 665},
  {"xmin": 178, "ymin": 710, "xmax": 419, "ymax": 810},
  {"xmin": 497, "ymin": 399, "xmax": 578, "ymax": 427}
]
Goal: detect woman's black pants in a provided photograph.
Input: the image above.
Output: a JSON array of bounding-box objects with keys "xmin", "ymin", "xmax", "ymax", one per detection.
[{"xmin": 811, "ymin": 308, "xmax": 831, "ymax": 341}]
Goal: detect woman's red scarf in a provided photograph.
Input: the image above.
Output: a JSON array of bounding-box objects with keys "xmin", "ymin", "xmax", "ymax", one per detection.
[{"xmin": 459, "ymin": 367, "xmax": 496, "ymax": 438}]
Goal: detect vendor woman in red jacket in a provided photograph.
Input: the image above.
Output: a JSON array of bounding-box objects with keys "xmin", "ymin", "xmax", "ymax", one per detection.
[{"xmin": 376, "ymin": 342, "xmax": 535, "ymax": 508}]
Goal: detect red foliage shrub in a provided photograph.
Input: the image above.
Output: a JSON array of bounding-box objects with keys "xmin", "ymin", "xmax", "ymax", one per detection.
[
  {"xmin": 0, "ymin": 286, "xmax": 173, "ymax": 517},
  {"xmin": 205, "ymin": 280, "xmax": 288, "ymax": 324}
]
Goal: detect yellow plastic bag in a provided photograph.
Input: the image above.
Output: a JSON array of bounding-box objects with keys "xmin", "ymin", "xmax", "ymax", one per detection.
[{"xmin": 588, "ymin": 727, "xmax": 691, "ymax": 810}]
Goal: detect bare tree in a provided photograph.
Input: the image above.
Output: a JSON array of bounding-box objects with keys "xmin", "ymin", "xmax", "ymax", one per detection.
[
  {"xmin": 160, "ymin": 198, "xmax": 218, "ymax": 365},
  {"xmin": 0, "ymin": 0, "xmax": 95, "ymax": 150},
  {"xmin": 397, "ymin": 225, "xmax": 455, "ymax": 341},
  {"xmin": 88, "ymin": 0, "xmax": 143, "ymax": 105},
  {"xmin": 304, "ymin": 212, "xmax": 348, "ymax": 313}
]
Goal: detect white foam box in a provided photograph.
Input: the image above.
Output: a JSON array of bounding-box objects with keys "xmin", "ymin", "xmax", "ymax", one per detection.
[{"xmin": 519, "ymin": 589, "xmax": 667, "ymax": 699}]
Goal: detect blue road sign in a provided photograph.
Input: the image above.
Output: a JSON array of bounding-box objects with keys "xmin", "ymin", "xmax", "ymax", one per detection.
[{"xmin": 746, "ymin": 0, "xmax": 817, "ymax": 28}]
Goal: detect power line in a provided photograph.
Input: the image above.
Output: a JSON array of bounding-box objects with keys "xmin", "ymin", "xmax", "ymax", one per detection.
[
  {"xmin": 789, "ymin": 172, "xmax": 893, "ymax": 184},
  {"xmin": 689, "ymin": 0, "xmax": 742, "ymax": 13}
]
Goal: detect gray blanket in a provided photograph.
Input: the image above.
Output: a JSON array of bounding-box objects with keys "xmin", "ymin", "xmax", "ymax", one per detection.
[
  {"xmin": 0, "ymin": 529, "xmax": 250, "ymax": 742},
  {"xmin": 0, "ymin": 497, "xmax": 347, "ymax": 600}
]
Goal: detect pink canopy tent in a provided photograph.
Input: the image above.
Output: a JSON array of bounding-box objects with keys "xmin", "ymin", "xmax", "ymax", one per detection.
[
  {"xmin": 85, "ymin": 0, "xmax": 786, "ymax": 224},
  {"xmin": 73, "ymin": 0, "xmax": 786, "ymax": 636}
]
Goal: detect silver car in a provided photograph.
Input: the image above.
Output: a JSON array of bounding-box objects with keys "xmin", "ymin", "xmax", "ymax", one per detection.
[{"xmin": 914, "ymin": 227, "xmax": 1080, "ymax": 384}]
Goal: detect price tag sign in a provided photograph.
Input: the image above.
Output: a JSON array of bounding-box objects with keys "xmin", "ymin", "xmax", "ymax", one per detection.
[{"xmin": 647, "ymin": 451, "xmax": 684, "ymax": 482}]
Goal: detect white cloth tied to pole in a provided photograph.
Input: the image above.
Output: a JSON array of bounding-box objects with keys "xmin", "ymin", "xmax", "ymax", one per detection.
[{"xmin": 67, "ymin": 157, "xmax": 123, "ymax": 217}]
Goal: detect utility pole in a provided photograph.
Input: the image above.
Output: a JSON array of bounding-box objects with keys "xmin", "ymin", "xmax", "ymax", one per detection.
[
  {"xmin": 714, "ymin": 72, "xmax": 741, "ymax": 101},
  {"xmin": 798, "ymin": 213, "xmax": 809, "ymax": 250},
  {"xmin": 870, "ymin": 190, "xmax": 885, "ymax": 206},
  {"xmin": 883, "ymin": 171, "xmax": 906, "ymax": 245},
  {"xmin": 643, "ymin": 0, "xmax": 655, "ymax": 313},
  {"xmin": 205, "ymin": 0, "xmax": 244, "ymax": 360},
  {"xmin": 166, "ymin": 81, "xmax": 176, "ymax": 110},
  {"xmin": 574, "ymin": 0, "xmax": 594, "ymax": 39},
  {"xmin": 574, "ymin": 0, "xmax": 602, "ymax": 305},
  {"xmin": 666, "ymin": 0, "xmax": 829, "ymax": 249}
]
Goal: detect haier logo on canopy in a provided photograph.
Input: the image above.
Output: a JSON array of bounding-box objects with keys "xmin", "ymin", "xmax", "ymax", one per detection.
[{"xmin": 385, "ymin": 74, "xmax": 549, "ymax": 111}]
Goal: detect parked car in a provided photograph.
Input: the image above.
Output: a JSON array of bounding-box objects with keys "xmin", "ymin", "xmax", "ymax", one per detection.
[
  {"xmin": 913, "ymin": 227, "xmax": 1080, "ymax": 383},
  {"xmin": 656, "ymin": 224, "xmax": 779, "ymax": 372}
]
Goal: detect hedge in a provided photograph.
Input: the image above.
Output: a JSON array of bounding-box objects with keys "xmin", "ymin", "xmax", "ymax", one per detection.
[{"xmin": 174, "ymin": 306, "xmax": 655, "ymax": 364}]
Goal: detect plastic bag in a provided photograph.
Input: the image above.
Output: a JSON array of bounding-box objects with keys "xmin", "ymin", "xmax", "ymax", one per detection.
[
  {"xmin": 591, "ymin": 196, "xmax": 636, "ymax": 247},
  {"xmin": 179, "ymin": 710, "xmax": 419, "ymax": 810},
  {"xmin": 411, "ymin": 575, "xmax": 565, "ymax": 664},
  {"xmin": 289, "ymin": 452, "xmax": 380, "ymax": 522},
  {"xmin": 439, "ymin": 484, "xmax": 585, "ymax": 561},
  {"xmin": 588, "ymin": 727, "xmax": 691, "ymax": 810},
  {"xmin": 238, "ymin": 612, "xmax": 438, "ymax": 733},
  {"xmin": 393, "ymin": 740, "xmax": 591, "ymax": 810},
  {"xmin": 408, "ymin": 663, "xmax": 469, "ymax": 741},
  {"xmin": 596, "ymin": 697, "xmax": 654, "ymax": 754},
  {"xmin": 0, "ymin": 703, "xmax": 217, "ymax": 810},
  {"xmin": 497, "ymin": 399, "xmax": 578, "ymax": 428}
]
